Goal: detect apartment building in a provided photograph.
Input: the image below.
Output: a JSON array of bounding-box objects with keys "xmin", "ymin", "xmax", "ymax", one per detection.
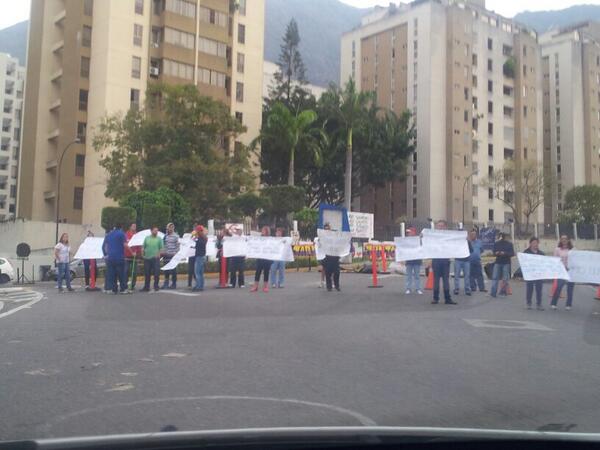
[
  {"xmin": 18, "ymin": 0, "xmax": 264, "ymax": 227},
  {"xmin": 0, "ymin": 54, "xmax": 25, "ymax": 221},
  {"xmin": 341, "ymin": 0, "xmax": 543, "ymax": 227},
  {"xmin": 540, "ymin": 22, "xmax": 600, "ymax": 223}
]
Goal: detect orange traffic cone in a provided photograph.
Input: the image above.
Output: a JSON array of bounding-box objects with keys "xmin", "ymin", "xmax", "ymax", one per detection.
[
  {"xmin": 595, "ymin": 286, "xmax": 600, "ymax": 300},
  {"xmin": 549, "ymin": 279, "xmax": 565, "ymax": 298},
  {"xmin": 425, "ymin": 270, "xmax": 434, "ymax": 290}
]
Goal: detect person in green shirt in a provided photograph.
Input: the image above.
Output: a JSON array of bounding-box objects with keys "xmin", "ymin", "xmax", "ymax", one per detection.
[{"xmin": 142, "ymin": 226, "xmax": 164, "ymax": 292}]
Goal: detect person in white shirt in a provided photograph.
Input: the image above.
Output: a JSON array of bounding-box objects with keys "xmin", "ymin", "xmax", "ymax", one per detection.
[{"xmin": 54, "ymin": 233, "xmax": 73, "ymax": 292}]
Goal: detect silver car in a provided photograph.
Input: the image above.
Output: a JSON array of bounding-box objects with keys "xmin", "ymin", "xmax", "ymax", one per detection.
[{"xmin": 47, "ymin": 259, "xmax": 106, "ymax": 281}]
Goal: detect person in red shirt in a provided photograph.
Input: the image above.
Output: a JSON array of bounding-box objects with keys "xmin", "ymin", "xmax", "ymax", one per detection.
[{"xmin": 125, "ymin": 223, "xmax": 142, "ymax": 290}]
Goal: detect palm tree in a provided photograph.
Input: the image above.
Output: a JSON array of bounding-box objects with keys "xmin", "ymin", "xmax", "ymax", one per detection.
[
  {"xmin": 254, "ymin": 102, "xmax": 323, "ymax": 186},
  {"xmin": 320, "ymin": 79, "xmax": 375, "ymax": 210}
]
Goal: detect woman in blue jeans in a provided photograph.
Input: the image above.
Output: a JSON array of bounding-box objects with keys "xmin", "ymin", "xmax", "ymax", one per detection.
[
  {"xmin": 551, "ymin": 235, "xmax": 575, "ymax": 310},
  {"xmin": 490, "ymin": 233, "xmax": 514, "ymax": 298},
  {"xmin": 54, "ymin": 233, "xmax": 73, "ymax": 293},
  {"xmin": 193, "ymin": 225, "xmax": 208, "ymax": 292},
  {"xmin": 270, "ymin": 228, "xmax": 286, "ymax": 288}
]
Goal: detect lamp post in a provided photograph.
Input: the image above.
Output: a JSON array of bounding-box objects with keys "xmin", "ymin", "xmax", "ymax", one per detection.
[
  {"xmin": 462, "ymin": 169, "xmax": 479, "ymax": 226},
  {"xmin": 54, "ymin": 138, "xmax": 81, "ymax": 246}
]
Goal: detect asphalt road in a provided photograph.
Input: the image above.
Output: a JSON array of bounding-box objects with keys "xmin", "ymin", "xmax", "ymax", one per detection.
[{"xmin": 1, "ymin": 271, "xmax": 600, "ymax": 441}]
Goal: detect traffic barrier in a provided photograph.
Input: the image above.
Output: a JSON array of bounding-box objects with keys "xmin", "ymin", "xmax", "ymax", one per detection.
[
  {"xmin": 595, "ymin": 286, "xmax": 600, "ymax": 300},
  {"xmin": 380, "ymin": 248, "xmax": 390, "ymax": 274},
  {"xmin": 216, "ymin": 256, "xmax": 228, "ymax": 289},
  {"xmin": 86, "ymin": 259, "xmax": 100, "ymax": 292},
  {"xmin": 368, "ymin": 247, "xmax": 383, "ymax": 288},
  {"xmin": 425, "ymin": 270, "xmax": 434, "ymax": 290},
  {"xmin": 549, "ymin": 279, "xmax": 565, "ymax": 298}
]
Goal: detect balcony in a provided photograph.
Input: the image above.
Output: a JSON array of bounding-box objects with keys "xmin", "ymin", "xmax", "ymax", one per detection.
[
  {"xmin": 50, "ymin": 68, "xmax": 63, "ymax": 83},
  {"xmin": 46, "ymin": 159, "xmax": 58, "ymax": 170},
  {"xmin": 47, "ymin": 128, "xmax": 60, "ymax": 141},
  {"xmin": 54, "ymin": 9, "xmax": 66, "ymax": 27},
  {"xmin": 49, "ymin": 99, "xmax": 61, "ymax": 111},
  {"xmin": 44, "ymin": 190, "xmax": 56, "ymax": 200},
  {"xmin": 52, "ymin": 40, "xmax": 65, "ymax": 53}
]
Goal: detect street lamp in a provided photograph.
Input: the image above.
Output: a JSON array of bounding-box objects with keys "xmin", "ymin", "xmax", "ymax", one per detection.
[
  {"xmin": 462, "ymin": 169, "xmax": 479, "ymax": 226},
  {"xmin": 54, "ymin": 138, "xmax": 81, "ymax": 246}
]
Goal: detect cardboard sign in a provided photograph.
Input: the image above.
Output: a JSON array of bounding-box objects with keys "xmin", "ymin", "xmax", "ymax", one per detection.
[
  {"xmin": 517, "ymin": 252, "xmax": 571, "ymax": 281},
  {"xmin": 394, "ymin": 236, "xmax": 425, "ymax": 262},
  {"xmin": 316, "ymin": 229, "xmax": 352, "ymax": 257},
  {"xmin": 128, "ymin": 229, "xmax": 165, "ymax": 247},
  {"xmin": 246, "ymin": 236, "xmax": 295, "ymax": 262},
  {"xmin": 420, "ymin": 229, "xmax": 470, "ymax": 259},
  {"xmin": 567, "ymin": 250, "xmax": 600, "ymax": 283},
  {"xmin": 314, "ymin": 238, "xmax": 326, "ymax": 261},
  {"xmin": 348, "ymin": 212, "xmax": 374, "ymax": 239},
  {"xmin": 222, "ymin": 236, "xmax": 248, "ymax": 258},
  {"xmin": 74, "ymin": 237, "xmax": 105, "ymax": 260}
]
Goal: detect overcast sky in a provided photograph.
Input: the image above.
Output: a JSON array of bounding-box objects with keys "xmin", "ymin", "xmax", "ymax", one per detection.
[{"xmin": 0, "ymin": 0, "xmax": 597, "ymax": 29}]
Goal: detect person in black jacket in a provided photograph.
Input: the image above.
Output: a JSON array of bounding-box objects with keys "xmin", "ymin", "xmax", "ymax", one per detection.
[
  {"xmin": 229, "ymin": 227, "xmax": 246, "ymax": 288},
  {"xmin": 523, "ymin": 237, "xmax": 545, "ymax": 310},
  {"xmin": 490, "ymin": 233, "xmax": 515, "ymax": 298},
  {"xmin": 192, "ymin": 225, "xmax": 208, "ymax": 292},
  {"xmin": 431, "ymin": 220, "xmax": 457, "ymax": 305}
]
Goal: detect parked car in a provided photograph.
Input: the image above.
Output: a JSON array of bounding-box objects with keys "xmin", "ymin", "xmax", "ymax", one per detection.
[
  {"xmin": 0, "ymin": 258, "xmax": 15, "ymax": 284},
  {"xmin": 47, "ymin": 259, "xmax": 106, "ymax": 281}
]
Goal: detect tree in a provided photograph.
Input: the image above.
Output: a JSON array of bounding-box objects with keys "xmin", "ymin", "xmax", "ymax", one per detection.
[
  {"xmin": 227, "ymin": 192, "xmax": 268, "ymax": 219},
  {"xmin": 93, "ymin": 83, "xmax": 254, "ymax": 222},
  {"xmin": 271, "ymin": 19, "xmax": 309, "ymax": 106},
  {"xmin": 261, "ymin": 185, "xmax": 305, "ymax": 226},
  {"xmin": 487, "ymin": 161, "xmax": 551, "ymax": 232},
  {"xmin": 140, "ymin": 204, "xmax": 171, "ymax": 230},
  {"xmin": 559, "ymin": 185, "xmax": 600, "ymax": 223},
  {"xmin": 120, "ymin": 187, "xmax": 191, "ymax": 232},
  {"xmin": 254, "ymin": 102, "xmax": 324, "ymax": 186},
  {"xmin": 101, "ymin": 207, "xmax": 136, "ymax": 232},
  {"xmin": 294, "ymin": 207, "xmax": 318, "ymax": 238},
  {"xmin": 319, "ymin": 79, "xmax": 376, "ymax": 210}
]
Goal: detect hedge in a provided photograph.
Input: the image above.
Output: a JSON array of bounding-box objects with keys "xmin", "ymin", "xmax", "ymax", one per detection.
[
  {"xmin": 101, "ymin": 207, "xmax": 137, "ymax": 231},
  {"xmin": 141, "ymin": 203, "xmax": 171, "ymax": 230}
]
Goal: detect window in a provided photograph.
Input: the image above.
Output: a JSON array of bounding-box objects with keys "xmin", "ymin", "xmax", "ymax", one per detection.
[
  {"xmin": 198, "ymin": 36, "xmax": 227, "ymax": 57},
  {"xmin": 135, "ymin": 0, "xmax": 144, "ymax": 14},
  {"xmin": 75, "ymin": 155, "xmax": 85, "ymax": 177},
  {"xmin": 9, "ymin": 185, "xmax": 16, "ymax": 198},
  {"xmin": 473, "ymin": 96, "xmax": 478, "ymax": 109},
  {"xmin": 488, "ymin": 165, "xmax": 493, "ymax": 177},
  {"xmin": 503, "ymin": 85, "xmax": 513, "ymax": 96},
  {"xmin": 73, "ymin": 187, "xmax": 84, "ymax": 210},
  {"xmin": 80, "ymin": 56, "xmax": 90, "ymax": 78},
  {"xmin": 488, "ymin": 122, "xmax": 493, "ymax": 135},
  {"xmin": 523, "ymin": 106, "xmax": 528, "ymax": 118},
  {"xmin": 464, "ymin": 87, "xmax": 469, "ymax": 101},
  {"xmin": 235, "ymin": 111, "xmax": 243, "ymax": 124},
  {"xmin": 151, "ymin": 27, "xmax": 162, "ymax": 46},
  {"xmin": 165, "ymin": 0, "xmax": 196, "ymax": 18},
  {"xmin": 237, "ymin": 53, "xmax": 245, "ymax": 73},
  {"xmin": 76, "ymin": 122, "xmax": 86, "ymax": 144},
  {"xmin": 131, "ymin": 56, "xmax": 141, "ymax": 79},
  {"xmin": 488, "ymin": 209, "xmax": 494, "ymax": 222},
  {"xmin": 488, "ymin": 101, "xmax": 493, "ymax": 114},
  {"xmin": 488, "ymin": 80, "xmax": 493, "ymax": 93},
  {"xmin": 164, "ymin": 27, "xmax": 195, "ymax": 50},
  {"xmin": 487, "ymin": 58, "xmax": 493, "ymax": 71},
  {"xmin": 472, "ymin": 54, "xmax": 478, "ymax": 66},
  {"xmin": 133, "ymin": 24, "xmax": 143, "ymax": 46},
  {"xmin": 164, "ymin": 59, "xmax": 194, "ymax": 80},
  {"xmin": 82, "ymin": 26, "xmax": 92, "ymax": 47},
  {"xmin": 199, "ymin": 6, "xmax": 227, "ymax": 27},
  {"xmin": 236, "ymin": 82, "xmax": 244, "ymax": 102},
  {"xmin": 130, "ymin": 88, "xmax": 140, "ymax": 110},
  {"xmin": 523, "ymin": 65, "xmax": 527, "ymax": 77},
  {"xmin": 472, "ymin": 206, "xmax": 478, "ymax": 220},
  {"xmin": 79, "ymin": 90, "xmax": 88, "ymax": 111},
  {"xmin": 488, "ymin": 188, "xmax": 494, "ymax": 200},
  {"xmin": 487, "ymin": 38, "xmax": 493, "ymax": 50},
  {"xmin": 84, "ymin": 0, "xmax": 93, "ymax": 16},
  {"xmin": 238, "ymin": 0, "xmax": 246, "ymax": 15},
  {"xmin": 473, "ymin": 75, "xmax": 477, "ymax": 87},
  {"xmin": 524, "ymin": 147, "xmax": 528, "ymax": 159},
  {"xmin": 238, "ymin": 24, "xmax": 245, "ymax": 44},
  {"xmin": 197, "ymin": 66, "xmax": 226, "ymax": 86}
]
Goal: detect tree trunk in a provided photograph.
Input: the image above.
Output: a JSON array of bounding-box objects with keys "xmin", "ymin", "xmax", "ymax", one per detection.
[
  {"xmin": 287, "ymin": 146, "xmax": 295, "ymax": 186},
  {"xmin": 343, "ymin": 128, "xmax": 353, "ymax": 211}
]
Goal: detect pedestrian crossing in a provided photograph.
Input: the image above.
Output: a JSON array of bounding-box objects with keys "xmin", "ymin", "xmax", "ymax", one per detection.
[{"xmin": 0, "ymin": 287, "xmax": 43, "ymax": 319}]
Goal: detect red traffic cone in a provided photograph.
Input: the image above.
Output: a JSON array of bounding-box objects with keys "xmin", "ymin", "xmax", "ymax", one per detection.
[
  {"xmin": 549, "ymin": 279, "xmax": 565, "ymax": 298},
  {"xmin": 425, "ymin": 270, "xmax": 434, "ymax": 290},
  {"xmin": 595, "ymin": 286, "xmax": 600, "ymax": 300}
]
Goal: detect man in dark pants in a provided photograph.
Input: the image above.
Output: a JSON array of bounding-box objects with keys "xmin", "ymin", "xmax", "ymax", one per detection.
[
  {"xmin": 187, "ymin": 223, "xmax": 198, "ymax": 288},
  {"xmin": 229, "ymin": 228, "xmax": 246, "ymax": 287},
  {"xmin": 431, "ymin": 220, "xmax": 457, "ymax": 305},
  {"xmin": 323, "ymin": 255, "xmax": 341, "ymax": 291},
  {"xmin": 142, "ymin": 226, "xmax": 163, "ymax": 292},
  {"xmin": 102, "ymin": 224, "xmax": 129, "ymax": 295}
]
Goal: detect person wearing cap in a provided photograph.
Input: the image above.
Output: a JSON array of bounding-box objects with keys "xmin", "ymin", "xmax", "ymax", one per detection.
[
  {"xmin": 162, "ymin": 222, "xmax": 180, "ymax": 289},
  {"xmin": 124, "ymin": 223, "xmax": 141, "ymax": 290},
  {"xmin": 192, "ymin": 225, "xmax": 208, "ymax": 292},
  {"xmin": 490, "ymin": 232, "xmax": 515, "ymax": 298}
]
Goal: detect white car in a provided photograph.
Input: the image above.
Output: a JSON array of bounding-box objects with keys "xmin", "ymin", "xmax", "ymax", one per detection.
[{"xmin": 0, "ymin": 257, "xmax": 15, "ymax": 284}]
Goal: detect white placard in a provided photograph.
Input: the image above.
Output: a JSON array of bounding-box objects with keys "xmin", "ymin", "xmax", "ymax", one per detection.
[
  {"xmin": 183, "ymin": 236, "xmax": 218, "ymax": 258},
  {"xmin": 316, "ymin": 229, "xmax": 352, "ymax": 257},
  {"xmin": 161, "ymin": 241, "xmax": 193, "ymax": 271},
  {"xmin": 128, "ymin": 229, "xmax": 165, "ymax": 247},
  {"xmin": 74, "ymin": 237, "xmax": 105, "ymax": 260},
  {"xmin": 246, "ymin": 236, "xmax": 295, "ymax": 262},
  {"xmin": 567, "ymin": 250, "xmax": 600, "ymax": 283},
  {"xmin": 348, "ymin": 212, "xmax": 374, "ymax": 239},
  {"xmin": 314, "ymin": 238, "xmax": 326, "ymax": 261},
  {"xmin": 420, "ymin": 229, "xmax": 470, "ymax": 259},
  {"xmin": 517, "ymin": 253, "xmax": 570, "ymax": 281},
  {"xmin": 223, "ymin": 235, "xmax": 248, "ymax": 257},
  {"xmin": 394, "ymin": 236, "xmax": 425, "ymax": 262}
]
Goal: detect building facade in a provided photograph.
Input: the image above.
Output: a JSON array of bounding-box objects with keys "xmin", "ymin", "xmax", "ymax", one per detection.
[
  {"xmin": 0, "ymin": 53, "xmax": 25, "ymax": 221},
  {"xmin": 341, "ymin": 0, "xmax": 543, "ymax": 227},
  {"xmin": 540, "ymin": 22, "xmax": 600, "ymax": 223},
  {"xmin": 18, "ymin": 0, "xmax": 264, "ymax": 227}
]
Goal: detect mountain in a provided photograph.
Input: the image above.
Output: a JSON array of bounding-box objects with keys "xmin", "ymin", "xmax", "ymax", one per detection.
[
  {"xmin": 0, "ymin": 20, "xmax": 27, "ymax": 65},
  {"xmin": 514, "ymin": 4, "xmax": 600, "ymax": 32},
  {"xmin": 265, "ymin": 0, "xmax": 368, "ymax": 87}
]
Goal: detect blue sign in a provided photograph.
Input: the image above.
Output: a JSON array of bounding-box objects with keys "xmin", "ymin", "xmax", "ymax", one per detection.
[
  {"xmin": 479, "ymin": 227, "xmax": 497, "ymax": 251},
  {"xmin": 318, "ymin": 204, "xmax": 350, "ymax": 231}
]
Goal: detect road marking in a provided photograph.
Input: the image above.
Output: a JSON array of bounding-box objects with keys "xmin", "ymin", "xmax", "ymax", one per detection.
[
  {"xmin": 0, "ymin": 289, "xmax": 43, "ymax": 319},
  {"xmin": 105, "ymin": 382, "xmax": 135, "ymax": 392},
  {"xmin": 162, "ymin": 352, "xmax": 187, "ymax": 358},
  {"xmin": 464, "ymin": 319, "xmax": 553, "ymax": 331},
  {"xmin": 161, "ymin": 290, "xmax": 201, "ymax": 297}
]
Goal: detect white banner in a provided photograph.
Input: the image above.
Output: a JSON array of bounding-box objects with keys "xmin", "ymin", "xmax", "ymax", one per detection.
[
  {"xmin": 223, "ymin": 236, "xmax": 248, "ymax": 258},
  {"xmin": 316, "ymin": 229, "xmax": 352, "ymax": 257},
  {"xmin": 348, "ymin": 212, "xmax": 374, "ymax": 239},
  {"xmin": 394, "ymin": 236, "xmax": 424, "ymax": 262},
  {"xmin": 182, "ymin": 236, "xmax": 217, "ymax": 258},
  {"xmin": 161, "ymin": 241, "xmax": 193, "ymax": 271},
  {"xmin": 314, "ymin": 238, "xmax": 326, "ymax": 261},
  {"xmin": 74, "ymin": 237, "xmax": 105, "ymax": 260},
  {"xmin": 128, "ymin": 229, "xmax": 165, "ymax": 247},
  {"xmin": 246, "ymin": 236, "xmax": 295, "ymax": 262},
  {"xmin": 567, "ymin": 250, "xmax": 600, "ymax": 283},
  {"xmin": 420, "ymin": 229, "xmax": 469, "ymax": 259},
  {"xmin": 517, "ymin": 253, "xmax": 570, "ymax": 281}
]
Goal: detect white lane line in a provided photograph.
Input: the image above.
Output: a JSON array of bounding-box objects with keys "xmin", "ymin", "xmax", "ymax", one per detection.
[
  {"xmin": 464, "ymin": 319, "xmax": 553, "ymax": 331},
  {"xmin": 0, "ymin": 301, "xmax": 4, "ymax": 312},
  {"xmin": 161, "ymin": 290, "xmax": 201, "ymax": 297},
  {"xmin": 0, "ymin": 291, "xmax": 43, "ymax": 319}
]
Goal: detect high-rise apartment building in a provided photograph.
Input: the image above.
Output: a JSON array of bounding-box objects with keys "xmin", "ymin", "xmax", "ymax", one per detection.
[
  {"xmin": 18, "ymin": 0, "xmax": 264, "ymax": 227},
  {"xmin": 0, "ymin": 53, "xmax": 25, "ymax": 221},
  {"xmin": 540, "ymin": 22, "xmax": 600, "ymax": 223},
  {"xmin": 341, "ymin": 0, "xmax": 543, "ymax": 227}
]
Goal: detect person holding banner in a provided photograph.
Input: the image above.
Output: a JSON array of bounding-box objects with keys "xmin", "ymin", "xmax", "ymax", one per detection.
[
  {"xmin": 321, "ymin": 223, "xmax": 344, "ymax": 292},
  {"xmin": 187, "ymin": 223, "xmax": 198, "ymax": 288},
  {"xmin": 404, "ymin": 227, "xmax": 423, "ymax": 295},
  {"xmin": 490, "ymin": 233, "xmax": 515, "ymax": 298},
  {"xmin": 162, "ymin": 223, "xmax": 180, "ymax": 289},
  {"xmin": 55, "ymin": 233, "xmax": 74, "ymax": 293},
  {"xmin": 142, "ymin": 226, "xmax": 164, "ymax": 292},
  {"xmin": 83, "ymin": 230, "xmax": 97, "ymax": 289},
  {"xmin": 454, "ymin": 238, "xmax": 473, "ymax": 296},
  {"xmin": 523, "ymin": 237, "xmax": 545, "ymax": 310},
  {"xmin": 229, "ymin": 228, "xmax": 246, "ymax": 288},
  {"xmin": 431, "ymin": 221, "xmax": 456, "ymax": 305},
  {"xmin": 125, "ymin": 223, "xmax": 141, "ymax": 291},
  {"xmin": 103, "ymin": 224, "xmax": 129, "ymax": 295},
  {"xmin": 551, "ymin": 235, "xmax": 575, "ymax": 311},
  {"xmin": 192, "ymin": 225, "xmax": 208, "ymax": 292},
  {"xmin": 251, "ymin": 226, "xmax": 273, "ymax": 293},
  {"xmin": 270, "ymin": 227, "xmax": 286, "ymax": 289},
  {"xmin": 468, "ymin": 229, "xmax": 486, "ymax": 293}
]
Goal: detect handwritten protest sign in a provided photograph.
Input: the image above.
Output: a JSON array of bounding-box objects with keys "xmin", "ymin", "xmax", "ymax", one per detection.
[
  {"xmin": 316, "ymin": 229, "xmax": 352, "ymax": 257},
  {"xmin": 567, "ymin": 250, "xmax": 600, "ymax": 283},
  {"xmin": 420, "ymin": 229, "xmax": 470, "ymax": 259},
  {"xmin": 348, "ymin": 212, "xmax": 374, "ymax": 239},
  {"xmin": 313, "ymin": 238, "xmax": 326, "ymax": 260},
  {"xmin": 223, "ymin": 235, "xmax": 248, "ymax": 257},
  {"xmin": 246, "ymin": 237, "xmax": 294, "ymax": 261},
  {"xmin": 517, "ymin": 253, "xmax": 570, "ymax": 281},
  {"xmin": 128, "ymin": 229, "xmax": 165, "ymax": 247},
  {"xmin": 74, "ymin": 237, "xmax": 105, "ymax": 260},
  {"xmin": 394, "ymin": 236, "xmax": 425, "ymax": 262},
  {"xmin": 181, "ymin": 236, "xmax": 217, "ymax": 258}
]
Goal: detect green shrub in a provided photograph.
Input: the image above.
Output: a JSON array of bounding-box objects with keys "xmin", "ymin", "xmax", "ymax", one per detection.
[
  {"xmin": 101, "ymin": 207, "xmax": 137, "ymax": 231},
  {"xmin": 141, "ymin": 203, "xmax": 171, "ymax": 230}
]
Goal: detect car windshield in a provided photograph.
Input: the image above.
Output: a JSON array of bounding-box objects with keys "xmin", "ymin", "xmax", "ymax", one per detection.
[{"xmin": 2, "ymin": 0, "xmax": 600, "ymax": 444}]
